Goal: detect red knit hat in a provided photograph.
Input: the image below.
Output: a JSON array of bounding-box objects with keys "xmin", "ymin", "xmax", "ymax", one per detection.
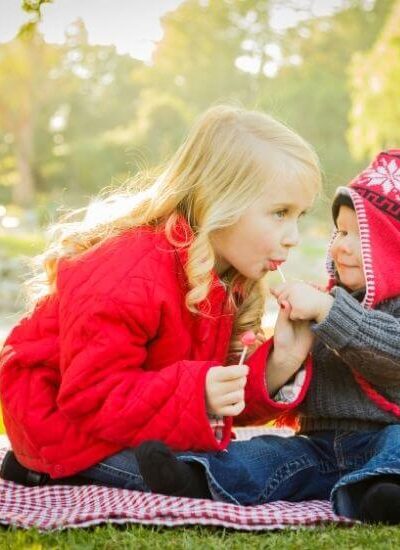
[{"xmin": 328, "ymin": 149, "xmax": 400, "ymax": 308}]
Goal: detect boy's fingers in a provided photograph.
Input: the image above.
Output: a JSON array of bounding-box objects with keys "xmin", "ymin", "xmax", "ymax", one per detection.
[{"xmin": 277, "ymin": 300, "xmax": 291, "ymax": 318}]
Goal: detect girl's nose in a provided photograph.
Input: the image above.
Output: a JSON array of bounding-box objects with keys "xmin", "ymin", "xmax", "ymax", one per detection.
[{"xmin": 282, "ymin": 222, "xmax": 299, "ymax": 248}]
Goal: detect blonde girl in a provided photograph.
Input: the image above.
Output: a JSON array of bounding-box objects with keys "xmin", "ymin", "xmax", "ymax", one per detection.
[{"xmin": 0, "ymin": 105, "xmax": 320, "ymax": 489}]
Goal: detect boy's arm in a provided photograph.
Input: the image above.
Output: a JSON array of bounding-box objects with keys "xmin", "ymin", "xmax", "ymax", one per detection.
[{"xmin": 313, "ymin": 287, "xmax": 400, "ymax": 387}]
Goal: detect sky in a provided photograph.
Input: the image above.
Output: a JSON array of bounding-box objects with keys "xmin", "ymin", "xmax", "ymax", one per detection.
[
  {"xmin": 0, "ymin": 0, "xmax": 370, "ymax": 64},
  {"xmin": 0, "ymin": 0, "xmax": 185, "ymax": 62}
]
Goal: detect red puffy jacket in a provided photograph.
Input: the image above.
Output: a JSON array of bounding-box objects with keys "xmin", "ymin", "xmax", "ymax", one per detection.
[{"xmin": 0, "ymin": 217, "xmax": 311, "ymax": 478}]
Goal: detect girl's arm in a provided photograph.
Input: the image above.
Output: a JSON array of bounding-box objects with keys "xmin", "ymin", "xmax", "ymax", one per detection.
[
  {"xmin": 234, "ymin": 304, "xmax": 314, "ymax": 426},
  {"xmin": 56, "ymin": 283, "xmax": 232, "ymax": 452}
]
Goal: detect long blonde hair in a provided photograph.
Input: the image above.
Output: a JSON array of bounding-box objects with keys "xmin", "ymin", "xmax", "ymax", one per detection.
[{"xmin": 28, "ymin": 105, "xmax": 321, "ymax": 356}]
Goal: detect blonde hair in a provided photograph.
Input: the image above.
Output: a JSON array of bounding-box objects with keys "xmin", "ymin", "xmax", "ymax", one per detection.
[{"xmin": 28, "ymin": 105, "xmax": 321, "ymax": 357}]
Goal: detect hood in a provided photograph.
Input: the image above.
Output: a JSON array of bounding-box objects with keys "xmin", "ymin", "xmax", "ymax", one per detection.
[{"xmin": 327, "ymin": 149, "xmax": 400, "ymax": 308}]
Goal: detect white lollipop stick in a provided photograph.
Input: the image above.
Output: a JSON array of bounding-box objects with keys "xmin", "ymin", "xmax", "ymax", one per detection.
[
  {"xmin": 238, "ymin": 346, "xmax": 248, "ymax": 368},
  {"xmin": 277, "ymin": 265, "xmax": 286, "ymax": 283}
]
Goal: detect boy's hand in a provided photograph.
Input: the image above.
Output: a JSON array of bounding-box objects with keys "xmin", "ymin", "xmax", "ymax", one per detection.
[
  {"xmin": 271, "ymin": 281, "xmax": 334, "ymax": 324},
  {"xmin": 205, "ymin": 365, "xmax": 248, "ymax": 417}
]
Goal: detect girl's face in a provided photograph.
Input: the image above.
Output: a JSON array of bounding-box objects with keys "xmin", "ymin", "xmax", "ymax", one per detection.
[
  {"xmin": 330, "ymin": 205, "xmax": 365, "ymax": 291},
  {"xmin": 211, "ymin": 178, "xmax": 316, "ymax": 280}
]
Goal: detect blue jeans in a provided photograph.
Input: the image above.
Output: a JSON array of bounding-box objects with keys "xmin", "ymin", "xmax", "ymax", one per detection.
[
  {"xmin": 77, "ymin": 426, "xmax": 400, "ymax": 520},
  {"xmin": 178, "ymin": 425, "xmax": 400, "ymax": 519},
  {"xmin": 79, "ymin": 448, "xmax": 149, "ymax": 492}
]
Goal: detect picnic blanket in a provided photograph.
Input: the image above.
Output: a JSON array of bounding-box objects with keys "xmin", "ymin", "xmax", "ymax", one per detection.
[{"xmin": 0, "ymin": 428, "xmax": 355, "ymax": 531}]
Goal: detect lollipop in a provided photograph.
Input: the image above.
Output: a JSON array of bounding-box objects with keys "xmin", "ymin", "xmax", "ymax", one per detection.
[{"xmin": 238, "ymin": 330, "xmax": 257, "ymax": 367}]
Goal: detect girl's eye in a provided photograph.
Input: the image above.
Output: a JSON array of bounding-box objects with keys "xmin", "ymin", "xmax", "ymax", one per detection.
[
  {"xmin": 336, "ymin": 230, "xmax": 348, "ymax": 237},
  {"xmin": 274, "ymin": 209, "xmax": 287, "ymax": 218}
]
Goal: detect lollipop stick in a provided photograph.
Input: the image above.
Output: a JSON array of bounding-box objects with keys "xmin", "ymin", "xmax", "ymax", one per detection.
[
  {"xmin": 238, "ymin": 346, "xmax": 248, "ymax": 367},
  {"xmin": 277, "ymin": 265, "xmax": 286, "ymax": 283}
]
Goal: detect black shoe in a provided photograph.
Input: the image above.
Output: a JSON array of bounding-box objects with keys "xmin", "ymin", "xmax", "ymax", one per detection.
[
  {"xmin": 135, "ymin": 440, "xmax": 211, "ymax": 499},
  {"xmin": 0, "ymin": 450, "xmax": 87, "ymax": 487},
  {"xmin": 360, "ymin": 481, "xmax": 400, "ymax": 524},
  {"xmin": 0, "ymin": 450, "xmax": 50, "ymax": 486}
]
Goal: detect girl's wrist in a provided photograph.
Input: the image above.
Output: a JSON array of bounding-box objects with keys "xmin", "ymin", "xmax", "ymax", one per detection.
[
  {"xmin": 267, "ymin": 349, "xmax": 305, "ymax": 395},
  {"xmin": 315, "ymin": 294, "xmax": 334, "ymax": 324}
]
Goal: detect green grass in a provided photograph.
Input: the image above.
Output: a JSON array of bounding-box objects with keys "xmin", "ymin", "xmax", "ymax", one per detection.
[
  {"xmin": 0, "ymin": 233, "xmax": 45, "ymax": 257},
  {"xmin": 0, "ymin": 524, "xmax": 400, "ymax": 549}
]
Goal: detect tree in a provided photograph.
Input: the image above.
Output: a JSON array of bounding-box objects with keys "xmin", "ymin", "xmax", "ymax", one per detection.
[
  {"xmin": 348, "ymin": 0, "xmax": 400, "ymax": 159},
  {"xmin": 256, "ymin": 0, "xmax": 394, "ymax": 198},
  {"xmin": 0, "ymin": 33, "xmax": 61, "ymax": 206}
]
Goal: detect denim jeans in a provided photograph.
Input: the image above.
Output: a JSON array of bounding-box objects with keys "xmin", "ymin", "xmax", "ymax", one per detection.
[
  {"xmin": 76, "ymin": 426, "xmax": 400, "ymax": 520},
  {"xmin": 178, "ymin": 425, "xmax": 400, "ymax": 519},
  {"xmin": 78, "ymin": 448, "xmax": 149, "ymax": 492}
]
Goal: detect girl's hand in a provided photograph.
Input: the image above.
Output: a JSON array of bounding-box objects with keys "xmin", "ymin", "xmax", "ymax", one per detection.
[
  {"xmin": 267, "ymin": 301, "xmax": 315, "ymax": 394},
  {"xmin": 271, "ymin": 281, "xmax": 334, "ymax": 324},
  {"xmin": 205, "ymin": 364, "xmax": 248, "ymax": 417}
]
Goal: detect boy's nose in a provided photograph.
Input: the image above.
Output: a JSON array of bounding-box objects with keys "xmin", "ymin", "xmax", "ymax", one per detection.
[{"xmin": 337, "ymin": 238, "xmax": 353, "ymax": 255}]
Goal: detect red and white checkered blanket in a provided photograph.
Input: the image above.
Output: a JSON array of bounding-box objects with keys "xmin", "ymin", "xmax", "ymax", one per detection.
[{"xmin": 0, "ymin": 429, "xmax": 355, "ymax": 531}]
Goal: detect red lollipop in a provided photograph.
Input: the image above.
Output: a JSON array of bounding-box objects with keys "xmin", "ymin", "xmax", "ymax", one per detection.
[{"xmin": 238, "ymin": 330, "xmax": 256, "ymax": 366}]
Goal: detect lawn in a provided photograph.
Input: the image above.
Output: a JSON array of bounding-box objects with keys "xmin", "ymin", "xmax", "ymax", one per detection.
[{"xmin": 1, "ymin": 523, "xmax": 400, "ymax": 549}]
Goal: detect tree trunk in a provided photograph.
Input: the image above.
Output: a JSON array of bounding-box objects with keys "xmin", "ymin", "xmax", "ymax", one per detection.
[{"xmin": 13, "ymin": 119, "xmax": 35, "ymax": 208}]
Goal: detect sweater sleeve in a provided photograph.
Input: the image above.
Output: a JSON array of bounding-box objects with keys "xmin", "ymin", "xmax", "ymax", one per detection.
[
  {"xmin": 234, "ymin": 338, "xmax": 312, "ymax": 425},
  {"xmin": 313, "ymin": 287, "xmax": 400, "ymax": 387},
  {"xmin": 57, "ymin": 284, "xmax": 232, "ymax": 452}
]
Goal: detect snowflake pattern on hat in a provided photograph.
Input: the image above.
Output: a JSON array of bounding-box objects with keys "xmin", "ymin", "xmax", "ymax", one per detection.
[{"xmin": 361, "ymin": 157, "xmax": 400, "ymax": 199}]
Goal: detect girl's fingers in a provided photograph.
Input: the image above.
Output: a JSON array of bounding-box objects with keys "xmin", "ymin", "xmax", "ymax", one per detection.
[
  {"xmin": 219, "ymin": 378, "xmax": 247, "ymax": 393},
  {"xmin": 218, "ymin": 401, "xmax": 245, "ymax": 417},
  {"xmin": 214, "ymin": 365, "xmax": 248, "ymax": 381},
  {"xmin": 218, "ymin": 390, "xmax": 245, "ymax": 407},
  {"xmin": 208, "ymin": 379, "xmax": 246, "ymax": 400}
]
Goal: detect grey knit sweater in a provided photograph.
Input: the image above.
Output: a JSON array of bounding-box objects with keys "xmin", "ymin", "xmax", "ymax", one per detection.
[{"xmin": 298, "ymin": 286, "xmax": 400, "ymax": 433}]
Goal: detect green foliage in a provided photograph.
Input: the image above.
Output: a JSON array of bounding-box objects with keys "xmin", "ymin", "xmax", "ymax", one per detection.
[
  {"xmin": 0, "ymin": 233, "xmax": 45, "ymax": 257},
  {"xmin": 19, "ymin": 0, "xmax": 53, "ymax": 39},
  {"xmin": 0, "ymin": 0, "xmax": 396, "ymax": 218},
  {"xmin": 348, "ymin": 0, "xmax": 400, "ymax": 159}
]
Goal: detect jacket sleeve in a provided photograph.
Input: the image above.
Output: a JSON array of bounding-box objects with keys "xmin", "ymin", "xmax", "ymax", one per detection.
[
  {"xmin": 57, "ymin": 282, "xmax": 232, "ymax": 452},
  {"xmin": 234, "ymin": 337, "xmax": 312, "ymax": 426},
  {"xmin": 313, "ymin": 287, "xmax": 400, "ymax": 387}
]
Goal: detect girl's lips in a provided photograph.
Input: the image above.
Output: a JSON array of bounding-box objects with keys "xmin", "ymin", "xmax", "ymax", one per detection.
[{"xmin": 268, "ymin": 260, "xmax": 285, "ymax": 270}]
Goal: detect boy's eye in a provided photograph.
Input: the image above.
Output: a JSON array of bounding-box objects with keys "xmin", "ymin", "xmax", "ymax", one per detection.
[
  {"xmin": 274, "ymin": 209, "xmax": 287, "ymax": 218},
  {"xmin": 336, "ymin": 230, "xmax": 348, "ymax": 237}
]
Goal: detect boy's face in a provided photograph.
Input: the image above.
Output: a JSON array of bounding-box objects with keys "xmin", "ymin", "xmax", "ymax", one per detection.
[{"xmin": 330, "ymin": 205, "xmax": 365, "ymax": 291}]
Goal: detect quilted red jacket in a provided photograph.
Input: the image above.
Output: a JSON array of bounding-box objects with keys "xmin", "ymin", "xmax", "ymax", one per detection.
[{"xmin": 0, "ymin": 217, "xmax": 311, "ymax": 478}]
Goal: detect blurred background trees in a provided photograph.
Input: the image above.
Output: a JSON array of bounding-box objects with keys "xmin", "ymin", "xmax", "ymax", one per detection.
[
  {"xmin": 0, "ymin": 0, "xmax": 399, "ymax": 327},
  {"xmin": 1, "ymin": 0, "xmax": 398, "ymax": 212}
]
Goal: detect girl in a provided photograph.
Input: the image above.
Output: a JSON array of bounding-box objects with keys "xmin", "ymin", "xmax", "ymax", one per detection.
[
  {"xmin": 139, "ymin": 150, "xmax": 400, "ymax": 524},
  {"xmin": 0, "ymin": 105, "xmax": 320, "ymax": 489}
]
